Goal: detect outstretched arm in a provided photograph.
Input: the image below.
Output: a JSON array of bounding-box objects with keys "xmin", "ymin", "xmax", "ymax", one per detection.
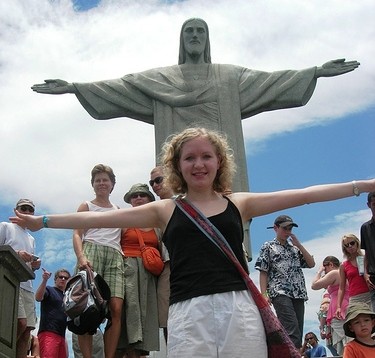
[
  {"xmin": 315, "ymin": 58, "xmax": 360, "ymax": 78},
  {"xmin": 233, "ymin": 179, "xmax": 375, "ymax": 222},
  {"xmin": 31, "ymin": 79, "xmax": 76, "ymax": 94},
  {"xmin": 10, "ymin": 199, "xmax": 173, "ymax": 232}
]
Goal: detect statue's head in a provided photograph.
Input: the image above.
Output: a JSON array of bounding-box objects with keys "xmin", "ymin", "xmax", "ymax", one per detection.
[{"xmin": 178, "ymin": 18, "xmax": 211, "ymax": 64}]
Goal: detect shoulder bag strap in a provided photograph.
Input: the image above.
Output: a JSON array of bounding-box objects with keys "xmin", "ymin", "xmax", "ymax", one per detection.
[{"xmin": 134, "ymin": 228, "xmax": 146, "ymax": 249}]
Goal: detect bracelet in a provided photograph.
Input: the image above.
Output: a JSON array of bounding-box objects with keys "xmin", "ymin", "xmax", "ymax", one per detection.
[
  {"xmin": 42, "ymin": 215, "xmax": 49, "ymax": 228},
  {"xmin": 352, "ymin": 180, "xmax": 360, "ymax": 197}
]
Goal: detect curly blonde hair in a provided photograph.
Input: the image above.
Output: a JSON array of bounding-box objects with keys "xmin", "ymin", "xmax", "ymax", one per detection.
[
  {"xmin": 341, "ymin": 234, "xmax": 363, "ymax": 259},
  {"xmin": 161, "ymin": 127, "xmax": 236, "ymax": 194}
]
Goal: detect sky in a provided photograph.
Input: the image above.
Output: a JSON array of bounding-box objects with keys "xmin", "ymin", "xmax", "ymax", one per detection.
[{"xmin": 1, "ymin": 0, "xmax": 374, "ymax": 356}]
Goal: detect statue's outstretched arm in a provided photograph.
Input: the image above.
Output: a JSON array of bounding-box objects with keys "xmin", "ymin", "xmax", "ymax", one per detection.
[
  {"xmin": 315, "ymin": 58, "xmax": 360, "ymax": 78},
  {"xmin": 31, "ymin": 79, "xmax": 76, "ymax": 94}
]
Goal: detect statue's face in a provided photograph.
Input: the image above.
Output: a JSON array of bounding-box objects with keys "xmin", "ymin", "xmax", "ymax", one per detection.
[{"xmin": 182, "ymin": 19, "xmax": 207, "ymax": 58}]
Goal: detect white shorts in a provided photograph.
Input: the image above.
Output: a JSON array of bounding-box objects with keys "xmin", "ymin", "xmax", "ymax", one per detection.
[{"xmin": 167, "ymin": 290, "xmax": 267, "ymax": 358}]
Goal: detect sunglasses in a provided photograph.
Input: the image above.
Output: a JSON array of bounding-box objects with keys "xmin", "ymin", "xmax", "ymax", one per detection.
[
  {"xmin": 130, "ymin": 193, "xmax": 148, "ymax": 200},
  {"xmin": 322, "ymin": 262, "xmax": 330, "ymax": 267},
  {"xmin": 58, "ymin": 276, "xmax": 69, "ymax": 280},
  {"xmin": 18, "ymin": 205, "xmax": 35, "ymax": 213},
  {"xmin": 149, "ymin": 176, "xmax": 163, "ymax": 187},
  {"xmin": 280, "ymin": 225, "xmax": 293, "ymax": 231},
  {"xmin": 306, "ymin": 337, "xmax": 315, "ymax": 341},
  {"xmin": 344, "ymin": 241, "xmax": 357, "ymax": 248}
]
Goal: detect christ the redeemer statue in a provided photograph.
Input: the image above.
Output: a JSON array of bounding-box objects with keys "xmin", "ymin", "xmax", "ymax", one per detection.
[
  {"xmin": 31, "ymin": 18, "xmax": 359, "ymax": 256},
  {"xmin": 32, "ymin": 18, "xmax": 359, "ymax": 192}
]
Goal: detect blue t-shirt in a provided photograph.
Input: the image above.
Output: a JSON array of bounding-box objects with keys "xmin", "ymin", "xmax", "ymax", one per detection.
[
  {"xmin": 38, "ymin": 286, "xmax": 67, "ymax": 337},
  {"xmin": 305, "ymin": 344, "xmax": 327, "ymax": 357}
]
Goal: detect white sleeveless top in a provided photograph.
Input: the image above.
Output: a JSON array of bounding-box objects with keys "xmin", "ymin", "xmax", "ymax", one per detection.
[{"xmin": 82, "ymin": 201, "xmax": 122, "ymax": 252}]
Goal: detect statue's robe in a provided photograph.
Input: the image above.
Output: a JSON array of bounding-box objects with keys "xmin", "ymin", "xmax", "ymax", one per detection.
[{"xmin": 74, "ymin": 64, "xmax": 316, "ymax": 192}]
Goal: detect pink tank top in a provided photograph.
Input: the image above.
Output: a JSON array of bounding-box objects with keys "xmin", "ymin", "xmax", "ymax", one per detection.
[{"xmin": 327, "ymin": 284, "xmax": 349, "ymax": 322}]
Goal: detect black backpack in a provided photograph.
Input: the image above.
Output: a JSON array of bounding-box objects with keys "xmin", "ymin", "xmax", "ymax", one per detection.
[{"xmin": 63, "ymin": 268, "xmax": 111, "ymax": 335}]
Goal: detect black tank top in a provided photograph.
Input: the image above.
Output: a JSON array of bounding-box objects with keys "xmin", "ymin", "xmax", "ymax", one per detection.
[{"xmin": 163, "ymin": 197, "xmax": 248, "ymax": 304}]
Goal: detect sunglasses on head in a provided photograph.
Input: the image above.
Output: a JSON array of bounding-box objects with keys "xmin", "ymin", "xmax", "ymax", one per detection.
[
  {"xmin": 344, "ymin": 240, "xmax": 356, "ymax": 248},
  {"xmin": 58, "ymin": 275, "xmax": 69, "ymax": 280},
  {"xmin": 18, "ymin": 205, "xmax": 35, "ymax": 213},
  {"xmin": 130, "ymin": 193, "xmax": 148, "ymax": 200},
  {"xmin": 149, "ymin": 176, "xmax": 163, "ymax": 187}
]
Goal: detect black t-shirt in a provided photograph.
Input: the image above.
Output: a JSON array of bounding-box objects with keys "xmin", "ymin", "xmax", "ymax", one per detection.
[{"xmin": 361, "ymin": 217, "xmax": 375, "ymax": 275}]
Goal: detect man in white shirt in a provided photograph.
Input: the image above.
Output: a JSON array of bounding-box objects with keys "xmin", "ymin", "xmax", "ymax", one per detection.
[{"xmin": 0, "ymin": 198, "xmax": 41, "ymax": 357}]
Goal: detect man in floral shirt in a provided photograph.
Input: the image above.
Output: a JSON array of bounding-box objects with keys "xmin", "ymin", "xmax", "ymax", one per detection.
[{"xmin": 255, "ymin": 215, "xmax": 315, "ymax": 349}]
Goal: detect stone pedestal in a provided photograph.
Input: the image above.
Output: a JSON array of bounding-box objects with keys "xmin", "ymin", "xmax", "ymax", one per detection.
[{"xmin": 0, "ymin": 245, "xmax": 34, "ymax": 358}]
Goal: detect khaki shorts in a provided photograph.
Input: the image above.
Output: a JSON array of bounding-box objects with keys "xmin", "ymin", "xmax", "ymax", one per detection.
[
  {"xmin": 157, "ymin": 261, "xmax": 170, "ymax": 327},
  {"xmin": 18, "ymin": 288, "xmax": 37, "ymax": 328},
  {"xmin": 82, "ymin": 242, "xmax": 125, "ymax": 298}
]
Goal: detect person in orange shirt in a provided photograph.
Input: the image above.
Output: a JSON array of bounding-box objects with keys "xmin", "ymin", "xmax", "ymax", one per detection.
[
  {"xmin": 116, "ymin": 184, "xmax": 160, "ymax": 358},
  {"xmin": 343, "ymin": 302, "xmax": 375, "ymax": 357}
]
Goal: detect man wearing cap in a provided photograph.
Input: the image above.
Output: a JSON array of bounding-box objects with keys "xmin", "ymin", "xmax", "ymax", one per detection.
[
  {"xmin": 0, "ymin": 199, "xmax": 41, "ymax": 357},
  {"xmin": 255, "ymin": 214, "xmax": 315, "ymax": 349},
  {"xmin": 342, "ymin": 302, "xmax": 375, "ymax": 357}
]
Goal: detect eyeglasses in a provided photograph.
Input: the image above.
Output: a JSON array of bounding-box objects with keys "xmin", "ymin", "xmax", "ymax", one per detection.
[
  {"xmin": 149, "ymin": 176, "xmax": 163, "ymax": 187},
  {"xmin": 130, "ymin": 193, "xmax": 148, "ymax": 200},
  {"xmin": 58, "ymin": 276, "xmax": 69, "ymax": 280},
  {"xmin": 18, "ymin": 205, "xmax": 35, "ymax": 213},
  {"xmin": 344, "ymin": 241, "xmax": 357, "ymax": 248}
]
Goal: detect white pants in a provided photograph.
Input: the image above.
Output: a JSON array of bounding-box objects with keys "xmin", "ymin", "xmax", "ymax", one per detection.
[{"xmin": 167, "ymin": 290, "xmax": 267, "ymax": 358}]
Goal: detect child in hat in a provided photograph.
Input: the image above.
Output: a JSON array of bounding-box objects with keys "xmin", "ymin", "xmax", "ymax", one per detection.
[{"xmin": 343, "ymin": 302, "xmax": 375, "ymax": 357}]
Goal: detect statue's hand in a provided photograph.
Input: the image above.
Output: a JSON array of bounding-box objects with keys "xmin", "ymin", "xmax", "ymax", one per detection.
[
  {"xmin": 31, "ymin": 79, "xmax": 74, "ymax": 94},
  {"xmin": 316, "ymin": 58, "xmax": 360, "ymax": 78}
]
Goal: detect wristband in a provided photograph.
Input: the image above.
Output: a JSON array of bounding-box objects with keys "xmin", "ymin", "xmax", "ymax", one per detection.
[{"xmin": 42, "ymin": 215, "xmax": 49, "ymax": 228}]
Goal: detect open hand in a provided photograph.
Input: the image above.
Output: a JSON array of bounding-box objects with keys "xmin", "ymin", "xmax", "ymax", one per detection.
[
  {"xmin": 316, "ymin": 58, "xmax": 360, "ymax": 77},
  {"xmin": 31, "ymin": 79, "xmax": 72, "ymax": 94}
]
